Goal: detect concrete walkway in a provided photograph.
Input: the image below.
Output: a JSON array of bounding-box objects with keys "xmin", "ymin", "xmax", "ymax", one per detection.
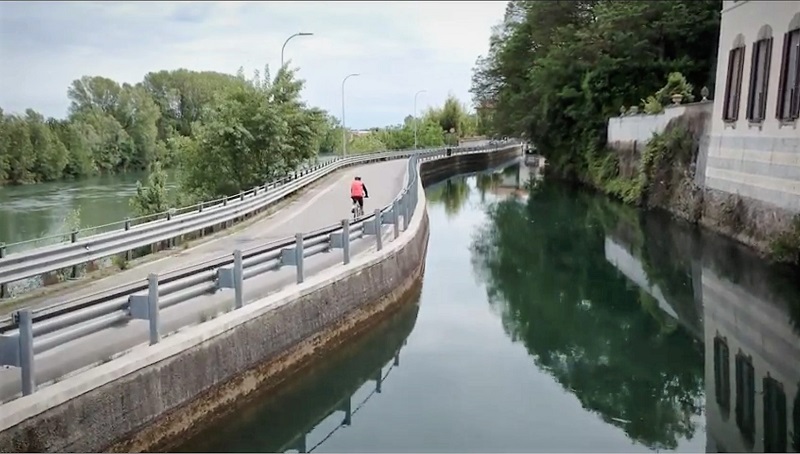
[{"xmin": 0, "ymin": 159, "xmax": 408, "ymax": 402}]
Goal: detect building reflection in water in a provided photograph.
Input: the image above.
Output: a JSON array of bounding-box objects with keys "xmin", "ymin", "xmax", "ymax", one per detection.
[
  {"xmin": 704, "ymin": 265, "xmax": 799, "ymax": 453},
  {"xmin": 604, "ymin": 220, "xmax": 800, "ymax": 453}
]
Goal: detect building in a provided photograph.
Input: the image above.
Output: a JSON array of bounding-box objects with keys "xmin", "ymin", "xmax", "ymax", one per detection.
[{"xmin": 704, "ymin": 1, "xmax": 800, "ymax": 213}]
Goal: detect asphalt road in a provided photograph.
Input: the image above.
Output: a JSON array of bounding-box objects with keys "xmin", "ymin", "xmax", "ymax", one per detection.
[{"xmin": 0, "ymin": 159, "xmax": 408, "ymax": 402}]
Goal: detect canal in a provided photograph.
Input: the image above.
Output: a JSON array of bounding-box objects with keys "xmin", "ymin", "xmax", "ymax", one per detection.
[{"xmin": 168, "ymin": 162, "xmax": 799, "ymax": 453}]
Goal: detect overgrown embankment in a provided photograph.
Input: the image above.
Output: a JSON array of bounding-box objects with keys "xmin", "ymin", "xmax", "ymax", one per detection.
[{"xmin": 588, "ymin": 112, "xmax": 800, "ymax": 265}]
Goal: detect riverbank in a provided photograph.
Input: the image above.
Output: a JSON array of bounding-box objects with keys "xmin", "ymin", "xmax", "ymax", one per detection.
[{"xmin": 577, "ymin": 102, "xmax": 800, "ymax": 265}]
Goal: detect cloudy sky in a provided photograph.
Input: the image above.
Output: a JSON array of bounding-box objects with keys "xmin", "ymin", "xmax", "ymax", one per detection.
[{"xmin": 0, "ymin": 1, "xmax": 506, "ymax": 129}]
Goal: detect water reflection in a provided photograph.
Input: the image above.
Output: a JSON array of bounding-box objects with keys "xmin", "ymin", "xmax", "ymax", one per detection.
[
  {"xmin": 427, "ymin": 162, "xmax": 541, "ymax": 217},
  {"xmin": 470, "ymin": 183, "xmax": 705, "ymax": 450},
  {"xmin": 471, "ymin": 180, "xmax": 800, "ymax": 452},
  {"xmin": 171, "ymin": 288, "xmax": 421, "ymax": 453}
]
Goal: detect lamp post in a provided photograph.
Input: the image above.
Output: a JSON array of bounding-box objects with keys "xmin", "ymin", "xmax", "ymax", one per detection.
[
  {"xmin": 413, "ymin": 89, "xmax": 427, "ymax": 149},
  {"xmin": 341, "ymin": 73, "xmax": 360, "ymax": 158},
  {"xmin": 281, "ymin": 32, "xmax": 313, "ymax": 68}
]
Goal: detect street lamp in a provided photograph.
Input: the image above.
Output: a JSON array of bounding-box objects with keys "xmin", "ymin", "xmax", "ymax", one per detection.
[
  {"xmin": 413, "ymin": 89, "xmax": 427, "ymax": 149},
  {"xmin": 341, "ymin": 73, "xmax": 360, "ymax": 158},
  {"xmin": 281, "ymin": 32, "xmax": 314, "ymax": 68}
]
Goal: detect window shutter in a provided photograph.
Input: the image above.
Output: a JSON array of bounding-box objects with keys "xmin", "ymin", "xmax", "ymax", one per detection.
[
  {"xmin": 723, "ymin": 48, "xmax": 737, "ymax": 120},
  {"xmin": 746, "ymin": 44, "xmax": 758, "ymax": 120},
  {"xmin": 776, "ymin": 32, "xmax": 790, "ymax": 119},
  {"xmin": 760, "ymin": 38, "xmax": 773, "ymax": 119},
  {"xmin": 733, "ymin": 47, "xmax": 746, "ymax": 121}
]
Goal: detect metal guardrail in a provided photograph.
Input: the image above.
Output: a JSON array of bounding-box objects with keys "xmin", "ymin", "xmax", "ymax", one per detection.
[
  {"xmin": 0, "ymin": 143, "xmax": 518, "ymax": 399},
  {"xmin": 0, "ymin": 145, "xmax": 484, "ymax": 299}
]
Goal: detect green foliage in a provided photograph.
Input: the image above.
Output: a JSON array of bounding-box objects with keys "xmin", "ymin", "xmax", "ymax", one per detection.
[
  {"xmin": 642, "ymin": 96, "xmax": 665, "ymax": 115},
  {"xmin": 333, "ymin": 94, "xmax": 475, "ymax": 156},
  {"xmin": 470, "ymin": 0, "xmax": 721, "ymax": 180},
  {"xmin": 585, "ymin": 119, "xmax": 695, "ymax": 209},
  {"xmin": 769, "ymin": 215, "xmax": 800, "ymax": 264},
  {"xmin": 130, "ymin": 161, "xmax": 172, "ymax": 217},
  {"xmin": 175, "ymin": 66, "xmax": 322, "ymax": 199},
  {"xmin": 655, "ymin": 72, "xmax": 695, "ymax": 104}
]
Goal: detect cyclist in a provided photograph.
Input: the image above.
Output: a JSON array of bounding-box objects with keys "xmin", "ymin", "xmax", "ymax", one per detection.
[{"xmin": 350, "ymin": 176, "xmax": 369, "ymax": 214}]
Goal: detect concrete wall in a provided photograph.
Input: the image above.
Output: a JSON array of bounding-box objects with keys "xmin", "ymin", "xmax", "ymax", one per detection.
[
  {"xmin": 705, "ymin": 1, "xmax": 800, "ymax": 213},
  {"xmin": 607, "ymin": 102, "xmax": 714, "ymax": 148},
  {"xmin": 0, "ymin": 146, "xmax": 521, "ymax": 453},
  {"xmin": 606, "ymin": 103, "xmax": 714, "ymax": 182}
]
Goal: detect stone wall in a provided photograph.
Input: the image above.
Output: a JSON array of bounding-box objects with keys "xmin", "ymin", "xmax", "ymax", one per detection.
[
  {"xmin": 606, "ymin": 103, "xmax": 799, "ymax": 258},
  {"xmin": 0, "ymin": 147, "xmax": 520, "ymax": 453}
]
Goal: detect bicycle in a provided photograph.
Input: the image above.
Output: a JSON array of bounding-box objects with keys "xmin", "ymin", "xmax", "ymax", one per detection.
[{"xmin": 351, "ymin": 196, "xmax": 367, "ymax": 220}]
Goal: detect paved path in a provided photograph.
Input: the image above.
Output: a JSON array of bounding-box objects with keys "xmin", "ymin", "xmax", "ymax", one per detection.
[
  {"xmin": 2, "ymin": 159, "xmax": 406, "ymax": 315},
  {"xmin": 0, "ymin": 159, "xmax": 408, "ymax": 402}
]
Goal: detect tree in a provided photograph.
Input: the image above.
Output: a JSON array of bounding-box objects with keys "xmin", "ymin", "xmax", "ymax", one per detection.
[
  {"xmin": 469, "ymin": 0, "xmax": 721, "ymax": 181},
  {"xmin": 26, "ymin": 109, "xmax": 68, "ymax": 181},
  {"xmin": 177, "ymin": 66, "xmax": 324, "ymax": 199},
  {"xmin": 130, "ymin": 161, "xmax": 171, "ymax": 216}
]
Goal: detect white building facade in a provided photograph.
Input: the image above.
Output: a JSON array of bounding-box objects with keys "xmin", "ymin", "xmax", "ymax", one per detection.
[{"xmin": 704, "ymin": 1, "xmax": 800, "ymax": 212}]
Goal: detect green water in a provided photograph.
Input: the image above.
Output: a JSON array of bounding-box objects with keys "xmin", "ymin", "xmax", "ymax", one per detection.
[
  {"xmin": 0, "ymin": 172, "xmax": 177, "ymax": 253},
  {"xmin": 173, "ymin": 164, "xmax": 800, "ymax": 453}
]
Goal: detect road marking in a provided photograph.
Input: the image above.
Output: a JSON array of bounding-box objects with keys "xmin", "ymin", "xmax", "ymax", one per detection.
[{"xmin": 259, "ymin": 170, "xmax": 354, "ymax": 233}]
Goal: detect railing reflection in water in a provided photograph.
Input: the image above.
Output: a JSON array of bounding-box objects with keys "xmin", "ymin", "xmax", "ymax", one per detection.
[{"xmin": 170, "ymin": 284, "xmax": 421, "ymax": 453}]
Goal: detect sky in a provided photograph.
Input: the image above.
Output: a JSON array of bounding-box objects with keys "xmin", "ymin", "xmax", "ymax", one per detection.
[{"xmin": 0, "ymin": 1, "xmax": 506, "ymax": 130}]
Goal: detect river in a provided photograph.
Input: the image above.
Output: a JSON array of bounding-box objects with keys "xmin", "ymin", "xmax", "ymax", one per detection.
[
  {"xmin": 0, "ymin": 171, "xmax": 178, "ymax": 253},
  {"xmin": 168, "ymin": 162, "xmax": 799, "ymax": 453},
  {"xmin": 0, "ymin": 155, "xmax": 338, "ymax": 254}
]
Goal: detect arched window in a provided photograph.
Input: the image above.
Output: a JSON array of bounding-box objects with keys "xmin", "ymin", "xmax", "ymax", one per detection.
[
  {"xmin": 776, "ymin": 13, "xmax": 800, "ymax": 121},
  {"xmin": 723, "ymin": 34, "xmax": 747, "ymax": 122},
  {"xmin": 746, "ymin": 26, "xmax": 774, "ymax": 121}
]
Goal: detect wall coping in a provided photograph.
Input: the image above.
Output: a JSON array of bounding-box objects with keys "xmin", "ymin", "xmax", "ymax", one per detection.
[{"xmin": 609, "ymin": 100, "xmax": 714, "ymax": 121}]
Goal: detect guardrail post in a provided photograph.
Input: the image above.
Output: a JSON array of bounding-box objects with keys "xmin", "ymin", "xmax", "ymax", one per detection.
[
  {"xmin": 166, "ymin": 211, "xmax": 174, "ymax": 249},
  {"xmin": 123, "ymin": 219, "xmax": 133, "ymax": 261},
  {"xmin": 70, "ymin": 230, "xmax": 79, "ymax": 279},
  {"xmin": 392, "ymin": 200, "xmax": 400, "ymax": 239},
  {"xmin": 0, "ymin": 243, "xmax": 6, "ymax": 299},
  {"xmin": 330, "ymin": 219, "xmax": 351, "ymax": 265},
  {"xmin": 132, "ymin": 275, "xmax": 161, "ymax": 344},
  {"xmin": 342, "ymin": 219, "xmax": 351, "ymax": 264},
  {"xmin": 374, "ymin": 209, "xmax": 383, "ymax": 251},
  {"xmin": 402, "ymin": 195, "xmax": 410, "ymax": 231},
  {"xmin": 17, "ymin": 309, "xmax": 35, "ymax": 396},
  {"xmin": 239, "ymin": 191, "xmax": 244, "ymax": 202},
  {"xmin": 147, "ymin": 274, "xmax": 160, "ymax": 345},
  {"xmin": 233, "ymin": 249, "xmax": 244, "ymax": 309},
  {"xmin": 295, "ymin": 233, "xmax": 304, "ymax": 284},
  {"xmin": 199, "ymin": 201, "xmax": 204, "ymax": 213}
]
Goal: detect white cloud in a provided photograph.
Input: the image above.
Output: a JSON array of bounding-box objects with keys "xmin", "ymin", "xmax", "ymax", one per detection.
[{"xmin": 0, "ymin": 1, "xmax": 506, "ymax": 129}]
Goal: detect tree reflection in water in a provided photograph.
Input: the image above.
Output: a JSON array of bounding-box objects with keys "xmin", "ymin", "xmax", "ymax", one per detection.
[{"xmin": 470, "ymin": 181, "xmax": 705, "ymax": 451}]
